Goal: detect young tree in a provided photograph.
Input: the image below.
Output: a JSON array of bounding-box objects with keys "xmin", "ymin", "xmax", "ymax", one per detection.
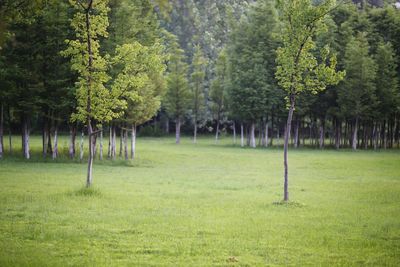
[
  {"xmin": 63, "ymin": 0, "xmax": 125, "ymax": 187},
  {"xmin": 164, "ymin": 37, "xmax": 191, "ymax": 144},
  {"xmin": 276, "ymin": 0, "xmax": 345, "ymax": 201},
  {"xmin": 190, "ymin": 45, "xmax": 206, "ymax": 143},
  {"xmin": 113, "ymin": 42, "xmax": 166, "ymax": 159}
]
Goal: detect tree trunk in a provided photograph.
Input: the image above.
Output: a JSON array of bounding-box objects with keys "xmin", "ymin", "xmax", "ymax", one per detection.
[
  {"xmin": 107, "ymin": 126, "xmax": 111, "ymax": 158},
  {"xmin": 7, "ymin": 106, "xmax": 12, "ymax": 154},
  {"xmin": 99, "ymin": 128, "xmax": 103, "ymax": 160},
  {"xmin": 86, "ymin": 124, "xmax": 94, "ymax": 188},
  {"xmin": 240, "ymin": 123, "xmax": 244, "ymax": 147},
  {"xmin": 352, "ymin": 117, "xmax": 359, "ymax": 151},
  {"xmin": 0, "ymin": 103, "xmax": 3, "ymax": 158},
  {"xmin": 294, "ymin": 120, "xmax": 299, "ymax": 148},
  {"xmin": 52, "ymin": 126, "xmax": 58, "ymax": 160},
  {"xmin": 124, "ymin": 129, "xmax": 128, "ymax": 160},
  {"xmin": 131, "ymin": 124, "xmax": 136, "ymax": 160},
  {"xmin": 112, "ymin": 126, "xmax": 116, "ymax": 159},
  {"xmin": 283, "ymin": 95, "xmax": 295, "ymax": 202},
  {"xmin": 335, "ymin": 119, "xmax": 340, "ymax": 150},
  {"xmin": 215, "ymin": 121, "xmax": 220, "ymax": 144},
  {"xmin": 42, "ymin": 120, "xmax": 48, "ymax": 158},
  {"xmin": 319, "ymin": 121, "xmax": 324, "ymax": 149},
  {"xmin": 165, "ymin": 119, "xmax": 169, "ymax": 134},
  {"xmin": 69, "ymin": 125, "xmax": 76, "ymax": 158},
  {"xmin": 80, "ymin": 131, "xmax": 84, "ymax": 162},
  {"xmin": 119, "ymin": 128, "xmax": 123, "ymax": 157},
  {"xmin": 250, "ymin": 122, "xmax": 256, "ymax": 148},
  {"xmin": 233, "ymin": 121, "xmax": 237, "ymax": 145},
  {"xmin": 175, "ymin": 119, "xmax": 181, "ymax": 144},
  {"xmin": 22, "ymin": 117, "xmax": 30, "ymax": 159},
  {"xmin": 265, "ymin": 122, "xmax": 269, "ymax": 148},
  {"xmin": 194, "ymin": 121, "xmax": 197, "ymax": 144}
]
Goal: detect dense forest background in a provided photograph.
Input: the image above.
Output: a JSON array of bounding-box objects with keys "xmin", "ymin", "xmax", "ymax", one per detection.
[{"xmin": 0, "ymin": 0, "xmax": 400, "ymax": 161}]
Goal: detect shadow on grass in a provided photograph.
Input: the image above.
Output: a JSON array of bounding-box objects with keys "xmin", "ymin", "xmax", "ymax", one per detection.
[
  {"xmin": 68, "ymin": 187, "xmax": 103, "ymax": 198},
  {"xmin": 272, "ymin": 200, "xmax": 306, "ymax": 208}
]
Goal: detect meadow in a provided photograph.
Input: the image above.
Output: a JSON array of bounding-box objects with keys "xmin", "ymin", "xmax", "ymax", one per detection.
[{"xmin": 0, "ymin": 135, "xmax": 399, "ymax": 266}]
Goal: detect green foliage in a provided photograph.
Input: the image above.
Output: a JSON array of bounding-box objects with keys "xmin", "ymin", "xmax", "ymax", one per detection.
[
  {"xmin": 113, "ymin": 42, "xmax": 167, "ymax": 126},
  {"xmin": 228, "ymin": 0, "xmax": 282, "ymax": 122},
  {"xmin": 163, "ymin": 37, "xmax": 191, "ymax": 121},
  {"xmin": 338, "ymin": 33, "xmax": 378, "ymax": 120},
  {"xmin": 210, "ymin": 50, "xmax": 228, "ymax": 121},
  {"xmin": 275, "ymin": 0, "xmax": 345, "ymax": 98},
  {"xmin": 190, "ymin": 45, "xmax": 206, "ymax": 124},
  {"xmin": 62, "ymin": 0, "xmax": 124, "ymax": 124}
]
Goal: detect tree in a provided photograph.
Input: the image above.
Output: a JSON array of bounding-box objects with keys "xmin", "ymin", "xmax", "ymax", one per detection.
[
  {"xmin": 227, "ymin": 0, "xmax": 281, "ymax": 148},
  {"xmin": 164, "ymin": 37, "xmax": 191, "ymax": 144},
  {"xmin": 113, "ymin": 42, "xmax": 166, "ymax": 159},
  {"xmin": 62, "ymin": 0, "xmax": 125, "ymax": 187},
  {"xmin": 338, "ymin": 33, "xmax": 377, "ymax": 150},
  {"xmin": 275, "ymin": 0, "xmax": 345, "ymax": 201},
  {"xmin": 190, "ymin": 44, "xmax": 206, "ymax": 143},
  {"xmin": 210, "ymin": 49, "xmax": 228, "ymax": 142}
]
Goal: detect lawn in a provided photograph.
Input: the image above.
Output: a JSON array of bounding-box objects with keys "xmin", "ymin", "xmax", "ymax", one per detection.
[{"xmin": 0, "ymin": 136, "xmax": 399, "ymax": 266}]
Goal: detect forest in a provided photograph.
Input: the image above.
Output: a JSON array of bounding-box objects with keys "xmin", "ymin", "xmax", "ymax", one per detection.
[
  {"xmin": 1, "ymin": 0, "xmax": 400, "ymax": 265},
  {"xmin": 1, "ymin": 0, "xmax": 399, "ymax": 161}
]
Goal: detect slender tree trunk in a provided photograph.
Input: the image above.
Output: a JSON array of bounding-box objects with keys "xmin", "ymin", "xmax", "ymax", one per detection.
[
  {"xmin": 215, "ymin": 121, "xmax": 220, "ymax": 144},
  {"xmin": 87, "ymin": 123, "xmax": 94, "ymax": 188},
  {"xmin": 233, "ymin": 121, "xmax": 237, "ymax": 145},
  {"xmin": 176, "ymin": 119, "xmax": 181, "ymax": 144},
  {"xmin": 250, "ymin": 122, "xmax": 256, "ymax": 148},
  {"xmin": 108, "ymin": 126, "xmax": 112, "ymax": 158},
  {"xmin": 80, "ymin": 130, "xmax": 84, "ymax": 162},
  {"xmin": 165, "ymin": 119, "xmax": 169, "ymax": 134},
  {"xmin": 265, "ymin": 122, "xmax": 269, "ymax": 148},
  {"xmin": 99, "ymin": 128, "xmax": 103, "ymax": 160},
  {"xmin": 294, "ymin": 120, "xmax": 299, "ymax": 148},
  {"xmin": 383, "ymin": 120, "xmax": 387, "ymax": 149},
  {"xmin": 240, "ymin": 123, "xmax": 244, "ymax": 147},
  {"xmin": 352, "ymin": 117, "xmax": 359, "ymax": 151},
  {"xmin": 335, "ymin": 119, "xmax": 341, "ymax": 150},
  {"xmin": 69, "ymin": 125, "xmax": 76, "ymax": 158},
  {"xmin": 0, "ymin": 103, "xmax": 3, "ymax": 158},
  {"xmin": 112, "ymin": 126, "xmax": 116, "ymax": 159},
  {"xmin": 119, "ymin": 128, "xmax": 123, "ymax": 157},
  {"xmin": 319, "ymin": 121, "xmax": 324, "ymax": 149},
  {"xmin": 131, "ymin": 124, "xmax": 136, "ymax": 160},
  {"xmin": 194, "ymin": 122, "xmax": 197, "ymax": 144},
  {"xmin": 7, "ymin": 106, "xmax": 12, "ymax": 154},
  {"xmin": 124, "ymin": 129, "xmax": 128, "ymax": 160},
  {"xmin": 283, "ymin": 95, "xmax": 295, "ymax": 202},
  {"xmin": 22, "ymin": 117, "xmax": 30, "ymax": 159},
  {"xmin": 52, "ymin": 126, "xmax": 58, "ymax": 160}
]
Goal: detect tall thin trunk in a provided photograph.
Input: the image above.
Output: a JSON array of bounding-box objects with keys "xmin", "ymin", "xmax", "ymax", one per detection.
[
  {"xmin": 87, "ymin": 124, "xmax": 94, "ymax": 187},
  {"xmin": 193, "ymin": 121, "xmax": 197, "ymax": 144},
  {"xmin": 265, "ymin": 122, "xmax": 269, "ymax": 148},
  {"xmin": 215, "ymin": 121, "xmax": 220, "ymax": 144},
  {"xmin": 240, "ymin": 123, "xmax": 244, "ymax": 147},
  {"xmin": 80, "ymin": 131, "xmax": 84, "ymax": 162},
  {"xmin": 176, "ymin": 119, "xmax": 181, "ymax": 144},
  {"xmin": 22, "ymin": 117, "xmax": 30, "ymax": 159},
  {"xmin": 7, "ymin": 106, "xmax": 12, "ymax": 154},
  {"xmin": 131, "ymin": 124, "xmax": 136, "ymax": 159},
  {"xmin": 250, "ymin": 122, "xmax": 256, "ymax": 148},
  {"xmin": 0, "ymin": 103, "xmax": 3, "ymax": 158},
  {"xmin": 108, "ymin": 126, "xmax": 112, "ymax": 158},
  {"xmin": 112, "ymin": 126, "xmax": 116, "ymax": 159},
  {"xmin": 52, "ymin": 126, "xmax": 58, "ymax": 160},
  {"xmin": 69, "ymin": 125, "xmax": 76, "ymax": 158},
  {"xmin": 352, "ymin": 117, "xmax": 359, "ymax": 151},
  {"xmin": 119, "ymin": 128, "xmax": 123, "ymax": 157},
  {"xmin": 283, "ymin": 95, "xmax": 295, "ymax": 202},
  {"xmin": 319, "ymin": 121, "xmax": 324, "ymax": 149},
  {"xmin": 233, "ymin": 121, "xmax": 237, "ymax": 145},
  {"xmin": 123, "ymin": 129, "xmax": 128, "ymax": 160},
  {"xmin": 294, "ymin": 120, "xmax": 299, "ymax": 148},
  {"xmin": 99, "ymin": 128, "xmax": 103, "ymax": 160}
]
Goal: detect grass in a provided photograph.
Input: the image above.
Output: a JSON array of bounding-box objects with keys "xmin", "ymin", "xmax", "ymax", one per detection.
[{"xmin": 0, "ymin": 135, "xmax": 399, "ymax": 266}]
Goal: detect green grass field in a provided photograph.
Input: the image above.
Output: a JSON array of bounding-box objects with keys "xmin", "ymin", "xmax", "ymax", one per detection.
[{"xmin": 0, "ymin": 135, "xmax": 399, "ymax": 266}]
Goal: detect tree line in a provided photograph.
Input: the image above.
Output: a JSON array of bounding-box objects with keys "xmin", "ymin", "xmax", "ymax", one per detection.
[{"xmin": 0, "ymin": 0, "xmax": 399, "ymax": 164}]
